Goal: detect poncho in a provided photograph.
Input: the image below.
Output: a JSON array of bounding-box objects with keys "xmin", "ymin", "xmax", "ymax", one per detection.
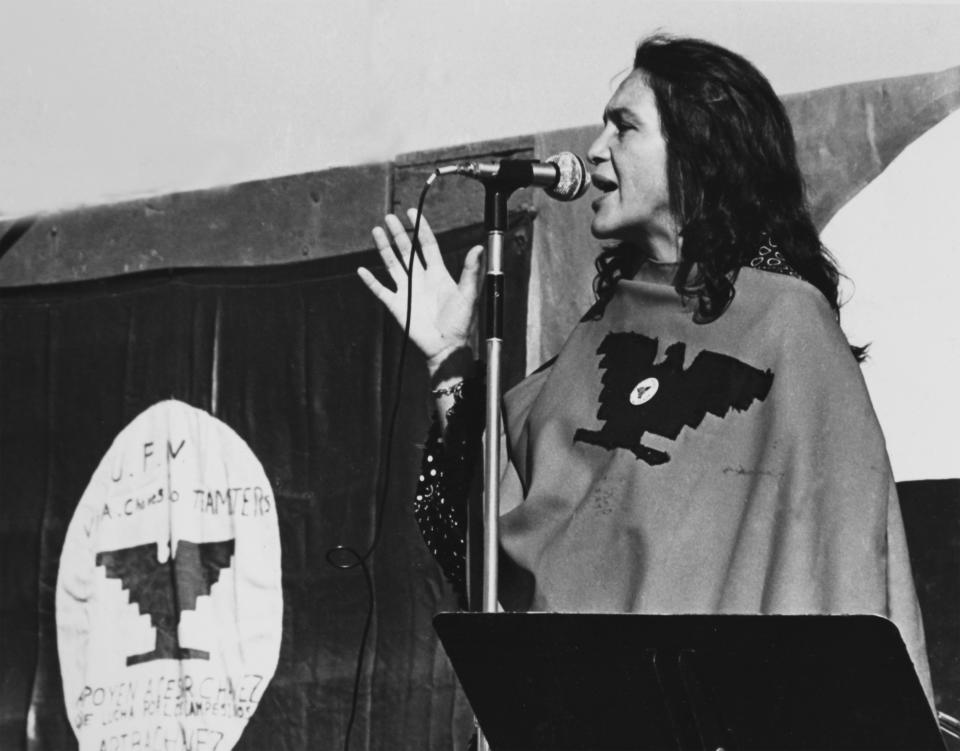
[{"xmin": 493, "ymin": 267, "xmax": 933, "ymax": 704}]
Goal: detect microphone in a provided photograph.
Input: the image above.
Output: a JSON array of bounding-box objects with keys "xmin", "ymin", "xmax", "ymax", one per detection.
[{"xmin": 435, "ymin": 151, "xmax": 591, "ymax": 201}]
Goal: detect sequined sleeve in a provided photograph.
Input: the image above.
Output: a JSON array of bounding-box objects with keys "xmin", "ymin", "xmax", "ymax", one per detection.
[{"xmin": 413, "ymin": 376, "xmax": 484, "ymax": 603}]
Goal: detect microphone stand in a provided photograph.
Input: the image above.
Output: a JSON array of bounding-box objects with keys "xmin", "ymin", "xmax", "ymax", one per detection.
[
  {"xmin": 476, "ymin": 178, "xmax": 517, "ymax": 751},
  {"xmin": 481, "ymin": 182, "xmax": 509, "ymax": 615},
  {"xmin": 479, "ymin": 169, "xmax": 531, "ymax": 616},
  {"xmin": 434, "ymin": 155, "xmax": 586, "ymax": 751},
  {"xmin": 474, "ymin": 162, "xmax": 530, "ymax": 616}
]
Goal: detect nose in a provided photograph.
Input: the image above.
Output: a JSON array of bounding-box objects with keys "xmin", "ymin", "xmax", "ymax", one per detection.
[{"xmin": 587, "ymin": 126, "xmax": 612, "ymax": 166}]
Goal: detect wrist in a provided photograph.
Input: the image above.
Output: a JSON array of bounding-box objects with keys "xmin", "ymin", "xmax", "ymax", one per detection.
[{"xmin": 427, "ymin": 345, "xmax": 475, "ymax": 384}]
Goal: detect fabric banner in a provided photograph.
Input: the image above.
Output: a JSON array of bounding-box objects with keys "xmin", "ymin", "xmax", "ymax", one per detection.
[
  {"xmin": 56, "ymin": 399, "xmax": 282, "ymax": 751},
  {"xmin": 0, "ymin": 219, "xmax": 533, "ymax": 750}
]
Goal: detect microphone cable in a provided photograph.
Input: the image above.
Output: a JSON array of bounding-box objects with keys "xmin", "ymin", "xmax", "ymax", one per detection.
[{"xmin": 325, "ymin": 171, "xmax": 438, "ymax": 751}]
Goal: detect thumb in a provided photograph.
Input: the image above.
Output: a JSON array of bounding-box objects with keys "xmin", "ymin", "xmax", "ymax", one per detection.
[{"xmin": 457, "ymin": 245, "xmax": 484, "ymax": 301}]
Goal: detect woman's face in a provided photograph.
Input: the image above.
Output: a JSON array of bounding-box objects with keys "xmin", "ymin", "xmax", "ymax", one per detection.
[{"xmin": 587, "ymin": 71, "xmax": 675, "ymax": 248}]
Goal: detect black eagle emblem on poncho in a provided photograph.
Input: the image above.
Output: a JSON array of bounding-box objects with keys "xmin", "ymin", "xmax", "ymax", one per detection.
[
  {"xmin": 574, "ymin": 332, "xmax": 773, "ymax": 465},
  {"xmin": 96, "ymin": 538, "xmax": 235, "ymax": 665}
]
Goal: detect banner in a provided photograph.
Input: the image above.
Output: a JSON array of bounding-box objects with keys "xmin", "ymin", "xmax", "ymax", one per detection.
[
  {"xmin": 1, "ymin": 228, "xmax": 514, "ymax": 750},
  {"xmin": 56, "ymin": 400, "xmax": 282, "ymax": 751}
]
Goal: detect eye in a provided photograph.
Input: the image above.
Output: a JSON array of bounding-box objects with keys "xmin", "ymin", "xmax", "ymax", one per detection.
[{"xmin": 602, "ymin": 110, "xmax": 635, "ymax": 140}]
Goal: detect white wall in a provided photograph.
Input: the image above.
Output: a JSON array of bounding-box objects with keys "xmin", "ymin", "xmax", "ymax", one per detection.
[
  {"xmin": 3, "ymin": 1, "xmax": 960, "ymax": 218},
  {"xmin": 823, "ymin": 110, "xmax": 960, "ymax": 481}
]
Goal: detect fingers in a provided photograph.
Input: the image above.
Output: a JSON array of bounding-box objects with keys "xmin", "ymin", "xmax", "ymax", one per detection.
[
  {"xmin": 371, "ymin": 225, "xmax": 406, "ymax": 284},
  {"xmin": 372, "ymin": 210, "xmax": 436, "ymax": 277},
  {"xmin": 356, "ymin": 266, "xmax": 393, "ymax": 305},
  {"xmin": 389, "ymin": 212, "xmax": 433, "ymax": 271},
  {"xmin": 383, "ymin": 214, "xmax": 414, "ymax": 268},
  {"xmin": 406, "ymin": 209, "xmax": 441, "ymax": 267},
  {"xmin": 457, "ymin": 245, "xmax": 484, "ymax": 302}
]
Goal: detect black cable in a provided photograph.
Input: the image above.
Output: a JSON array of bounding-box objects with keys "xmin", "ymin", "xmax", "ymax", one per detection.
[{"xmin": 325, "ymin": 176, "xmax": 434, "ymax": 751}]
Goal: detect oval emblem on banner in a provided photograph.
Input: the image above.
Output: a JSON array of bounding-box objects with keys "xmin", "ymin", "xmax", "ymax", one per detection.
[
  {"xmin": 629, "ymin": 377, "xmax": 659, "ymax": 406},
  {"xmin": 56, "ymin": 400, "xmax": 282, "ymax": 751}
]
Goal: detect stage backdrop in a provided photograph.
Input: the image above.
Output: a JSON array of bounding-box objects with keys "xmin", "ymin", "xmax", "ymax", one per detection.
[
  {"xmin": 0, "ymin": 66, "xmax": 958, "ymax": 750},
  {"xmin": 1, "ymin": 218, "xmax": 529, "ymax": 751}
]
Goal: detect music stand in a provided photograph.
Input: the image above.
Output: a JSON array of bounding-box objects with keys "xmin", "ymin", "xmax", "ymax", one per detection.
[{"xmin": 434, "ymin": 612, "xmax": 943, "ymax": 751}]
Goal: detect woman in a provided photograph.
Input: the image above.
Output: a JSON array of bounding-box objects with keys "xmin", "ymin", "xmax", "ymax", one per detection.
[{"xmin": 358, "ymin": 34, "xmax": 933, "ymax": 704}]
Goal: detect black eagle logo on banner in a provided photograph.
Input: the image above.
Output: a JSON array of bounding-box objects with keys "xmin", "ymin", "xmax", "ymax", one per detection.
[
  {"xmin": 96, "ymin": 538, "xmax": 235, "ymax": 665},
  {"xmin": 574, "ymin": 332, "xmax": 774, "ymax": 465}
]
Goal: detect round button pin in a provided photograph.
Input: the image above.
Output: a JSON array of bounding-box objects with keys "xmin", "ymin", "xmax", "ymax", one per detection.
[{"xmin": 629, "ymin": 377, "xmax": 659, "ymax": 405}]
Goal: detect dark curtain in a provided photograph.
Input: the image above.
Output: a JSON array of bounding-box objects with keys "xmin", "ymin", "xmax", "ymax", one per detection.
[
  {"xmin": 0, "ymin": 216, "xmax": 532, "ymax": 750},
  {"xmin": 898, "ymin": 479, "xmax": 960, "ymax": 714}
]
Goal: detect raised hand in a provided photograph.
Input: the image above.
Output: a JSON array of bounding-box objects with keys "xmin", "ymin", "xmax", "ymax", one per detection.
[{"xmin": 357, "ymin": 209, "xmax": 484, "ymax": 374}]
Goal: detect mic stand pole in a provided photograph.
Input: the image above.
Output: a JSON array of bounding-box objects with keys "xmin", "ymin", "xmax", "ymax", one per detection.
[
  {"xmin": 481, "ymin": 182, "xmax": 510, "ymax": 615},
  {"xmin": 476, "ymin": 181, "xmax": 513, "ymax": 751}
]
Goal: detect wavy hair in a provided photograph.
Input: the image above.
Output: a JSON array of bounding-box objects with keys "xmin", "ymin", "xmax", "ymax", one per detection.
[{"xmin": 593, "ymin": 34, "xmax": 865, "ymax": 359}]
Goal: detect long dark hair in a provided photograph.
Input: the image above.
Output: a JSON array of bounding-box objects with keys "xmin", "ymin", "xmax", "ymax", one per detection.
[{"xmin": 593, "ymin": 34, "xmax": 865, "ymax": 359}]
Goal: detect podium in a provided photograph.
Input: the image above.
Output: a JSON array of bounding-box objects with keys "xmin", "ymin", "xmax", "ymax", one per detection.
[{"xmin": 434, "ymin": 613, "xmax": 943, "ymax": 751}]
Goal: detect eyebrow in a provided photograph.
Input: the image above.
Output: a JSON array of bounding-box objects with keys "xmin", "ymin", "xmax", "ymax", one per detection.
[{"xmin": 602, "ymin": 106, "xmax": 638, "ymax": 126}]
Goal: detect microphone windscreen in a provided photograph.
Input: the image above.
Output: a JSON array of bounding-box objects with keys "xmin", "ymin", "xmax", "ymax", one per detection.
[{"xmin": 544, "ymin": 152, "xmax": 591, "ymax": 201}]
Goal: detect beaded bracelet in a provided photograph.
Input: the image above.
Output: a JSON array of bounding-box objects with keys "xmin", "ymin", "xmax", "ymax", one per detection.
[{"xmin": 430, "ymin": 379, "xmax": 465, "ymax": 400}]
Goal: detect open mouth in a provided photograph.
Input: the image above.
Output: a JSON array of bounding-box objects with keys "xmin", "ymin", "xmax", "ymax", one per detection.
[
  {"xmin": 590, "ymin": 173, "xmax": 617, "ymax": 211},
  {"xmin": 591, "ymin": 173, "xmax": 618, "ymax": 193}
]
